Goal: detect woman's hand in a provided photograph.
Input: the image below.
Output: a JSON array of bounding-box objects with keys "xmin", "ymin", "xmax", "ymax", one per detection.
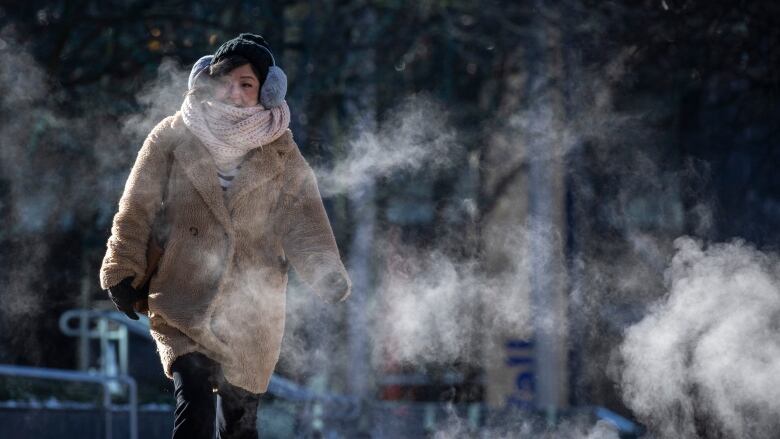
[{"xmin": 107, "ymin": 277, "xmax": 141, "ymax": 320}]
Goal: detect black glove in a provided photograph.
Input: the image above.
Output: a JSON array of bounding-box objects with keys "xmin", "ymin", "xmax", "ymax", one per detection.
[
  {"xmin": 319, "ymin": 271, "xmax": 350, "ymax": 303},
  {"xmin": 107, "ymin": 277, "xmax": 140, "ymax": 320}
]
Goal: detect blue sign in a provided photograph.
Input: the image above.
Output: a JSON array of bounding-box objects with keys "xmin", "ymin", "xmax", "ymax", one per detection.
[{"xmin": 505, "ymin": 339, "xmax": 535, "ymax": 409}]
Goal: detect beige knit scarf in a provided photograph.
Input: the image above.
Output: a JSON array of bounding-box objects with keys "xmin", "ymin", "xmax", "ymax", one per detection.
[{"xmin": 180, "ymin": 94, "xmax": 291, "ymax": 172}]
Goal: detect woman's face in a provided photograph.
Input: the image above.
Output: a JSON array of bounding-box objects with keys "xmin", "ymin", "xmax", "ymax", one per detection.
[{"xmin": 213, "ymin": 63, "xmax": 260, "ymax": 107}]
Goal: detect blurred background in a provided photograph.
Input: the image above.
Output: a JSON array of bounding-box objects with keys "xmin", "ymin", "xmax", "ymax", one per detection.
[{"xmin": 0, "ymin": 0, "xmax": 779, "ymax": 438}]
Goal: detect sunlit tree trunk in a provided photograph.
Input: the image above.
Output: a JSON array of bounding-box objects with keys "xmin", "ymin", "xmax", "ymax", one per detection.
[
  {"xmin": 343, "ymin": 4, "xmax": 378, "ymax": 404},
  {"xmin": 526, "ymin": 0, "xmax": 569, "ymax": 416},
  {"xmin": 478, "ymin": 1, "xmax": 569, "ymax": 415}
]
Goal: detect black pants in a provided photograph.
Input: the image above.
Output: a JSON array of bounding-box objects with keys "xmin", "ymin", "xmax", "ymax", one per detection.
[{"xmin": 170, "ymin": 352, "xmax": 261, "ymax": 439}]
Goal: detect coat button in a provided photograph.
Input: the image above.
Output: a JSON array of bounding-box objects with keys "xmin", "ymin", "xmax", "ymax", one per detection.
[{"xmin": 190, "ymin": 227, "xmax": 198, "ymax": 236}]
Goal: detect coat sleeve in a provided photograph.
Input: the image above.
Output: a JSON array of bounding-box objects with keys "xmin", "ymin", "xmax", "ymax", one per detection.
[
  {"xmin": 99, "ymin": 116, "xmax": 176, "ymax": 290},
  {"xmin": 281, "ymin": 160, "xmax": 351, "ymax": 303}
]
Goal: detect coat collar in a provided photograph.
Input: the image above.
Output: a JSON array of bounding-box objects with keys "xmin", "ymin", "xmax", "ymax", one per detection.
[
  {"xmin": 172, "ymin": 117, "xmax": 293, "ymax": 231},
  {"xmin": 225, "ymin": 130, "xmax": 293, "ymax": 211}
]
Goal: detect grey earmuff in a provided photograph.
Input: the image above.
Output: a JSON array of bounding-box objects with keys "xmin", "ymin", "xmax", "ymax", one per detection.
[
  {"xmin": 258, "ymin": 45, "xmax": 287, "ymax": 108},
  {"xmin": 188, "ymin": 55, "xmax": 214, "ymax": 90}
]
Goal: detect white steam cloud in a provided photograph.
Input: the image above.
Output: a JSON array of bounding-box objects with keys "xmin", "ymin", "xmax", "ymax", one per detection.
[
  {"xmin": 372, "ymin": 225, "xmax": 534, "ymax": 366},
  {"xmin": 618, "ymin": 237, "xmax": 780, "ymax": 438},
  {"xmin": 427, "ymin": 405, "xmax": 621, "ymax": 439},
  {"xmin": 315, "ymin": 94, "xmax": 461, "ymax": 196},
  {"xmin": 121, "ymin": 58, "xmax": 188, "ymax": 141},
  {"xmin": 0, "ymin": 36, "xmax": 60, "ymax": 359}
]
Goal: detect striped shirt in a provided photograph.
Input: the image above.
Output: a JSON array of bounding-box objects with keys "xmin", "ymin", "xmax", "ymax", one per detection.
[{"xmin": 217, "ymin": 164, "xmax": 242, "ymax": 192}]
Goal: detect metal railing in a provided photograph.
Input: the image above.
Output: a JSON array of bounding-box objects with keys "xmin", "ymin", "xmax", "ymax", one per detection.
[
  {"xmin": 59, "ymin": 309, "xmax": 360, "ymax": 421},
  {"xmin": 5, "ymin": 309, "xmax": 644, "ymax": 437},
  {"xmin": 0, "ymin": 364, "xmax": 137, "ymax": 439},
  {"xmin": 59, "ymin": 309, "xmax": 151, "ymax": 379}
]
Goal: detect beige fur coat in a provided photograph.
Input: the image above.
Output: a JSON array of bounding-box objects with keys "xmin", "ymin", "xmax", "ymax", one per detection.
[{"xmin": 100, "ymin": 113, "xmax": 350, "ymax": 393}]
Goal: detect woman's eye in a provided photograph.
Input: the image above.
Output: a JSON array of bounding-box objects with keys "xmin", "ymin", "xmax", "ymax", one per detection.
[{"xmin": 242, "ymin": 83, "xmax": 253, "ymax": 88}]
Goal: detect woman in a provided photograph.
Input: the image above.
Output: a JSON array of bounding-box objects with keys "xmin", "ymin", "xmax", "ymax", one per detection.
[{"xmin": 99, "ymin": 33, "xmax": 351, "ymax": 438}]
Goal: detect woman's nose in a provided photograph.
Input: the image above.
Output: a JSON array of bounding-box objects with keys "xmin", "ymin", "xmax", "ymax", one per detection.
[{"xmin": 228, "ymin": 83, "xmax": 242, "ymax": 102}]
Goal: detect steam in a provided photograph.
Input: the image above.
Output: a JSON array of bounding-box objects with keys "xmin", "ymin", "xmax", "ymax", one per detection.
[
  {"xmin": 0, "ymin": 34, "xmax": 190, "ymax": 365},
  {"xmin": 121, "ymin": 58, "xmax": 188, "ymax": 141},
  {"xmin": 618, "ymin": 237, "xmax": 780, "ymax": 438},
  {"xmin": 373, "ymin": 243, "xmax": 483, "ymax": 364},
  {"xmin": 372, "ymin": 225, "xmax": 534, "ymax": 366},
  {"xmin": 427, "ymin": 405, "xmax": 621, "ymax": 438},
  {"xmin": 315, "ymin": 94, "xmax": 461, "ymax": 196},
  {"xmin": 2, "ymin": 18, "xmax": 777, "ymax": 439},
  {"xmin": 0, "ymin": 36, "xmax": 58, "ymax": 360}
]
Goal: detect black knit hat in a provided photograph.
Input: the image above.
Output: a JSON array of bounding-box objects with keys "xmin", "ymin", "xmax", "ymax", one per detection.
[
  {"xmin": 212, "ymin": 33, "xmax": 274, "ymax": 80},
  {"xmin": 211, "ymin": 33, "xmax": 288, "ymax": 108}
]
